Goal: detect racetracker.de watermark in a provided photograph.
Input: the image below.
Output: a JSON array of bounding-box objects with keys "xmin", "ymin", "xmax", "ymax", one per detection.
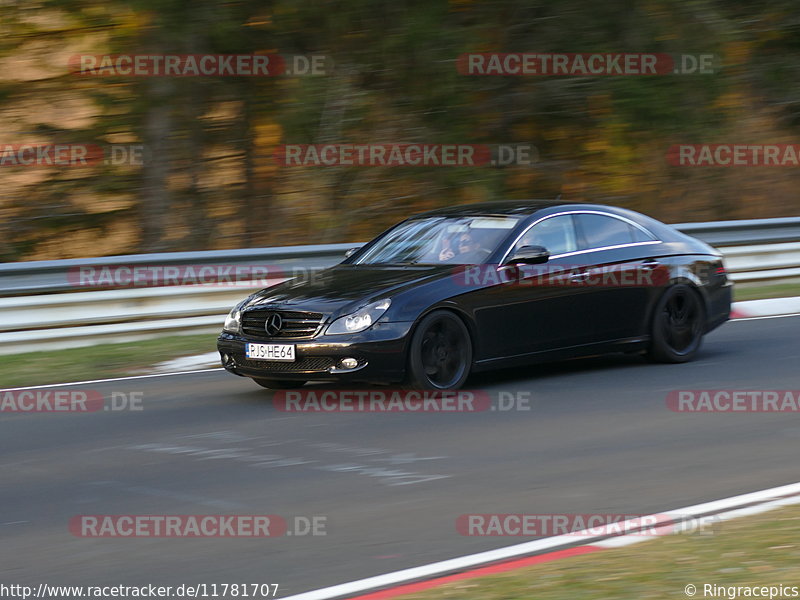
[
  {"xmin": 0, "ymin": 390, "xmax": 143, "ymax": 413},
  {"xmin": 68, "ymin": 515, "xmax": 326, "ymax": 537},
  {"xmin": 65, "ymin": 264, "xmax": 328, "ymax": 288},
  {"xmin": 453, "ymin": 263, "xmax": 670, "ymax": 288},
  {"xmin": 457, "ymin": 53, "xmax": 716, "ymax": 75},
  {"xmin": 0, "ymin": 584, "xmax": 281, "ymax": 600},
  {"xmin": 69, "ymin": 54, "xmax": 329, "ymax": 76},
  {"xmin": 667, "ymin": 390, "xmax": 800, "ymax": 412},
  {"xmin": 667, "ymin": 144, "xmax": 800, "ymax": 166},
  {"xmin": 273, "ymin": 143, "xmax": 537, "ymax": 167},
  {"xmin": 273, "ymin": 390, "xmax": 535, "ymax": 412},
  {"xmin": 457, "ymin": 513, "xmax": 719, "ymax": 536},
  {"xmin": 0, "ymin": 144, "xmax": 145, "ymax": 167}
]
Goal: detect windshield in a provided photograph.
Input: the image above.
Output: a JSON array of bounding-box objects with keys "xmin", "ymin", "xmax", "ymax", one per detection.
[{"xmin": 354, "ymin": 215, "xmax": 520, "ymax": 265}]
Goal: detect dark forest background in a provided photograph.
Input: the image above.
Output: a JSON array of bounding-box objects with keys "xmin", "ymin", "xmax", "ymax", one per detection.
[{"xmin": 1, "ymin": 0, "xmax": 799, "ymax": 261}]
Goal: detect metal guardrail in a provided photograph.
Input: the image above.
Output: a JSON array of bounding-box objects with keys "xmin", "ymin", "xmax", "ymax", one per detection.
[
  {"xmin": 721, "ymin": 242, "xmax": 800, "ymax": 283},
  {"xmin": 0, "ymin": 280, "xmax": 287, "ymax": 354},
  {"xmin": 0, "ymin": 217, "xmax": 798, "ymax": 355},
  {"xmin": 2, "ymin": 217, "xmax": 799, "ymax": 297},
  {"xmin": 674, "ymin": 217, "xmax": 800, "ymax": 247},
  {"xmin": 0, "ymin": 243, "xmax": 356, "ymax": 296}
]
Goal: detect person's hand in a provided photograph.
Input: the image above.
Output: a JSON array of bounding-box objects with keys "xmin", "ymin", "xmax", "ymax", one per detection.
[{"xmin": 439, "ymin": 248, "xmax": 455, "ymax": 261}]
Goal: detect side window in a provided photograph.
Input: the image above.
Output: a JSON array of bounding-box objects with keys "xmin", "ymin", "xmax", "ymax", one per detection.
[
  {"xmin": 576, "ymin": 214, "xmax": 636, "ymax": 249},
  {"xmin": 515, "ymin": 215, "xmax": 578, "ymax": 256},
  {"xmin": 630, "ymin": 224, "xmax": 656, "ymax": 242}
]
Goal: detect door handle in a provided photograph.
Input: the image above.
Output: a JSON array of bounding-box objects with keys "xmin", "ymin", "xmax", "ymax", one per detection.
[
  {"xmin": 641, "ymin": 259, "xmax": 661, "ymax": 270},
  {"xmin": 569, "ymin": 271, "xmax": 590, "ymax": 282}
]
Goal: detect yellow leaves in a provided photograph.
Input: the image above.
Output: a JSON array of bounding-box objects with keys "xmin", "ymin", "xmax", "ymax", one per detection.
[
  {"xmin": 757, "ymin": 11, "xmax": 790, "ymax": 42},
  {"xmin": 723, "ymin": 41, "xmax": 751, "ymax": 65},
  {"xmin": 105, "ymin": 132, "xmax": 139, "ymax": 144},
  {"xmin": 108, "ymin": 6, "xmax": 150, "ymax": 38},
  {"xmin": 70, "ymin": 192, "xmax": 135, "ymax": 215},
  {"xmin": 16, "ymin": 7, "xmax": 78, "ymax": 33},
  {"xmin": 587, "ymin": 94, "xmax": 612, "ymax": 118},
  {"xmin": 0, "ymin": 42, "xmax": 76, "ymax": 82},
  {"xmin": 203, "ymin": 101, "xmax": 243, "ymax": 122},
  {"xmin": 542, "ymin": 127, "xmax": 574, "ymax": 141},
  {"xmin": 254, "ymin": 121, "xmax": 283, "ymax": 178},
  {"xmin": 28, "ymin": 219, "xmax": 139, "ymax": 261},
  {"xmin": 511, "ymin": 122, "xmax": 537, "ymax": 141},
  {"xmin": 506, "ymin": 169, "xmax": 537, "ymax": 193},
  {"xmin": 255, "ymin": 122, "xmax": 283, "ymax": 148},
  {"xmin": 245, "ymin": 15, "xmax": 273, "ymax": 28},
  {"xmin": 569, "ymin": 120, "xmax": 653, "ymax": 196},
  {"xmin": 584, "ymin": 138, "xmax": 611, "ymax": 154},
  {"xmin": 713, "ymin": 90, "xmax": 746, "ymax": 113}
]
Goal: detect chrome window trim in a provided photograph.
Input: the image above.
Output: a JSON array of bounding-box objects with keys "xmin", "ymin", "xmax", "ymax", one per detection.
[{"xmin": 499, "ymin": 210, "xmax": 661, "ymax": 265}]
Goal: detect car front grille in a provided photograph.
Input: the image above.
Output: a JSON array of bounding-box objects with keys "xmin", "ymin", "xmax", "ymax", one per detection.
[
  {"xmin": 238, "ymin": 356, "xmax": 336, "ymax": 373},
  {"xmin": 241, "ymin": 309, "xmax": 324, "ymax": 339}
]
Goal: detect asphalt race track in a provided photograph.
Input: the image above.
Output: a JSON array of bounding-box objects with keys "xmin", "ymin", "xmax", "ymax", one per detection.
[{"xmin": 2, "ymin": 316, "xmax": 800, "ymax": 597}]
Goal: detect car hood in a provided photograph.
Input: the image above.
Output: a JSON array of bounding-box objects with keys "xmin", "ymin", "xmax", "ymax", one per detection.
[{"xmin": 245, "ymin": 264, "xmax": 454, "ymax": 317}]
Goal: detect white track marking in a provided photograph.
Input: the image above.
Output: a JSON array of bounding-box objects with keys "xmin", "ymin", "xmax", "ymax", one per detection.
[
  {"xmin": 280, "ymin": 480, "xmax": 800, "ymax": 600},
  {"xmin": 595, "ymin": 491, "xmax": 800, "ymax": 549},
  {"xmin": 729, "ymin": 313, "xmax": 800, "ymax": 322},
  {"xmin": 0, "ymin": 368, "xmax": 223, "ymax": 391}
]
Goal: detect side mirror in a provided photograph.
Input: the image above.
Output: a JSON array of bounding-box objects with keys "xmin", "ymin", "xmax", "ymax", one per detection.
[
  {"xmin": 504, "ymin": 245, "xmax": 550, "ymax": 265},
  {"xmin": 344, "ymin": 247, "xmax": 360, "ymax": 258}
]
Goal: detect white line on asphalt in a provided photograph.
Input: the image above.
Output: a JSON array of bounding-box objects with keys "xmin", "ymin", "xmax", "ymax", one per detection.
[
  {"xmin": 730, "ymin": 312, "xmax": 800, "ymax": 321},
  {"xmin": 280, "ymin": 480, "xmax": 800, "ymax": 600},
  {"xmin": 594, "ymin": 492, "xmax": 800, "ymax": 549},
  {"xmin": 0, "ymin": 368, "xmax": 223, "ymax": 391}
]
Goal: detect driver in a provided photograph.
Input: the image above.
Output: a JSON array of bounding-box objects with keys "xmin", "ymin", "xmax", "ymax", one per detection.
[{"xmin": 439, "ymin": 232, "xmax": 484, "ymax": 262}]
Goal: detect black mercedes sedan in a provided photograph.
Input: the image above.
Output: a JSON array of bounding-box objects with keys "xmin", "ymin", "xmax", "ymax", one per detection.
[{"xmin": 217, "ymin": 200, "xmax": 732, "ymax": 390}]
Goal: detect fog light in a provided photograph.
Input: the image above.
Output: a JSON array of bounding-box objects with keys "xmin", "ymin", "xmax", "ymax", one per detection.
[{"xmin": 340, "ymin": 357, "xmax": 358, "ymax": 370}]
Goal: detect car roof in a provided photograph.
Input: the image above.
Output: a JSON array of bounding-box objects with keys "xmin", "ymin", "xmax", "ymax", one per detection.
[{"xmin": 414, "ymin": 199, "xmax": 571, "ymax": 218}]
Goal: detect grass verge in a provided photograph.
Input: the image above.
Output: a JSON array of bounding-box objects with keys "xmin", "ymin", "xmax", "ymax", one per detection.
[
  {"xmin": 734, "ymin": 282, "xmax": 800, "ymax": 302},
  {"xmin": 0, "ymin": 334, "xmax": 218, "ymax": 388},
  {"xmin": 402, "ymin": 505, "xmax": 800, "ymax": 600}
]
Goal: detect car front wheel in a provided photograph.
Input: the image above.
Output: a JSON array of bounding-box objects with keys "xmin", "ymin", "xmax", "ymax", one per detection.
[{"xmin": 406, "ymin": 310, "xmax": 472, "ymax": 390}]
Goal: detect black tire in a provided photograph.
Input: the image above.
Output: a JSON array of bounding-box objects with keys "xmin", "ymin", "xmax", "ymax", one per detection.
[
  {"xmin": 406, "ymin": 310, "xmax": 473, "ymax": 390},
  {"xmin": 647, "ymin": 284, "xmax": 705, "ymax": 363},
  {"xmin": 252, "ymin": 378, "xmax": 307, "ymax": 390}
]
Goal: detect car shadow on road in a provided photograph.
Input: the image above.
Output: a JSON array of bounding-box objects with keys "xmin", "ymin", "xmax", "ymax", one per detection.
[
  {"xmin": 230, "ymin": 344, "xmax": 736, "ymax": 409},
  {"xmin": 465, "ymin": 343, "xmax": 736, "ymax": 389}
]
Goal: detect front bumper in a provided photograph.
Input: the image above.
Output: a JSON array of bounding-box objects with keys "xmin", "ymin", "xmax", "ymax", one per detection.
[{"xmin": 217, "ymin": 321, "xmax": 413, "ymax": 383}]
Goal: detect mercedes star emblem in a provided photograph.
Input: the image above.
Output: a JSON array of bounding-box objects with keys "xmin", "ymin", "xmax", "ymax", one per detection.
[{"xmin": 265, "ymin": 312, "xmax": 283, "ymax": 336}]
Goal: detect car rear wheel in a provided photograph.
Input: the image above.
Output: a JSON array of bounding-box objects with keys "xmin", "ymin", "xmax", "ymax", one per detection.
[
  {"xmin": 406, "ymin": 310, "xmax": 472, "ymax": 390},
  {"xmin": 252, "ymin": 378, "xmax": 307, "ymax": 390},
  {"xmin": 647, "ymin": 284, "xmax": 705, "ymax": 363}
]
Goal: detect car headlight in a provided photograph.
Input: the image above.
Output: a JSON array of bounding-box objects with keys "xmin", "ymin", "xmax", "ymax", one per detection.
[
  {"xmin": 223, "ymin": 296, "xmax": 253, "ymax": 334},
  {"xmin": 326, "ymin": 299, "xmax": 391, "ymax": 335},
  {"xmin": 223, "ymin": 308, "xmax": 242, "ymax": 334}
]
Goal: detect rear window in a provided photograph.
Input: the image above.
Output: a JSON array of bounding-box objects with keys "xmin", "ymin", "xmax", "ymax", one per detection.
[{"xmin": 577, "ymin": 214, "xmax": 639, "ymax": 249}]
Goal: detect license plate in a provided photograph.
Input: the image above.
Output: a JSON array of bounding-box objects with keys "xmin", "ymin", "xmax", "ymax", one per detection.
[{"xmin": 246, "ymin": 343, "xmax": 296, "ymax": 362}]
